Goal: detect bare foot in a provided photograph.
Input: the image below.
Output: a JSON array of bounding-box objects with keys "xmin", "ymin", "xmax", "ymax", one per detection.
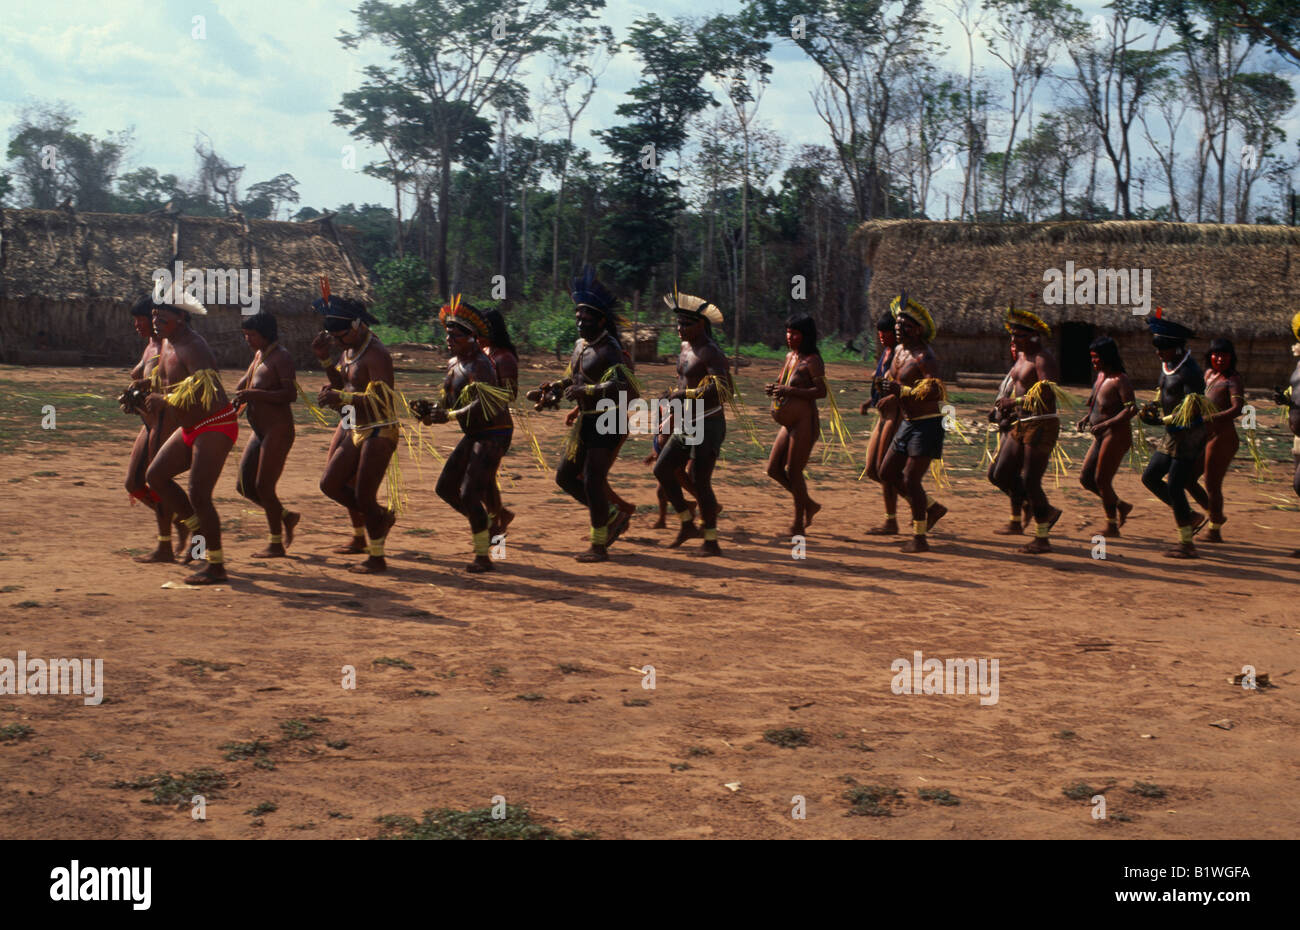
[
  {"xmin": 804, "ymin": 499, "xmax": 822, "ymax": 526},
  {"xmin": 926, "ymin": 502, "xmax": 948, "ymax": 531},
  {"xmin": 900, "ymin": 535, "xmax": 929, "ymax": 553},
  {"xmin": 1116, "ymin": 500, "xmax": 1133, "ymax": 527},
  {"xmin": 251, "ymin": 543, "xmax": 287, "ymax": 559},
  {"xmin": 466, "ymin": 556, "xmax": 494, "ymax": 573},
  {"xmin": 134, "ymin": 544, "xmax": 175, "ymax": 563},
  {"xmin": 669, "ymin": 520, "xmax": 701, "ymax": 548},
  {"xmin": 866, "ymin": 519, "xmax": 899, "ymax": 536},
  {"xmin": 184, "ymin": 564, "xmax": 228, "ymax": 585},
  {"xmin": 1164, "ymin": 543, "xmax": 1198, "ymax": 559},
  {"xmin": 1091, "ymin": 522, "xmax": 1121, "ymax": 538},
  {"xmin": 575, "ymin": 545, "xmax": 608, "ymax": 562},
  {"xmin": 1290, "ymin": 549, "xmax": 1300, "ymax": 558},
  {"xmin": 993, "ymin": 521, "xmax": 1024, "ymax": 536},
  {"xmin": 282, "ymin": 511, "xmax": 300, "ymax": 549},
  {"xmin": 700, "ymin": 539, "xmax": 722, "ymax": 556},
  {"xmin": 349, "ymin": 556, "xmax": 387, "ymax": 573},
  {"xmin": 652, "ymin": 516, "xmax": 667, "ymax": 529},
  {"xmin": 1191, "ymin": 513, "xmax": 1209, "ymax": 536},
  {"xmin": 333, "ymin": 536, "xmax": 367, "ymax": 555},
  {"xmin": 1019, "ymin": 537, "xmax": 1051, "ymax": 554},
  {"xmin": 175, "ymin": 521, "xmax": 194, "ymax": 563},
  {"xmin": 790, "ymin": 522, "xmax": 806, "ymax": 538},
  {"xmin": 1204, "ymin": 528, "xmax": 1223, "ymax": 543}
]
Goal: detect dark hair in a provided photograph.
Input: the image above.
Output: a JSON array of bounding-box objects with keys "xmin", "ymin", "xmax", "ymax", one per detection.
[
  {"xmin": 241, "ymin": 312, "xmax": 278, "ymax": 343},
  {"xmin": 130, "ymin": 293, "xmax": 154, "ymax": 317},
  {"xmin": 1089, "ymin": 336, "xmax": 1125, "ymax": 373},
  {"xmin": 876, "ymin": 313, "xmax": 895, "ymax": 334},
  {"xmin": 786, "ymin": 314, "xmax": 820, "ymax": 356},
  {"xmin": 1205, "ymin": 337, "xmax": 1237, "ymax": 376},
  {"xmin": 482, "ymin": 308, "xmax": 517, "ymax": 356}
]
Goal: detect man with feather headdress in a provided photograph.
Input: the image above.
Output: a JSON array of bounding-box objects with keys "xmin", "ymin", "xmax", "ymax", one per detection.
[
  {"xmin": 138, "ymin": 283, "xmax": 236, "ymax": 584},
  {"xmin": 529, "ymin": 266, "xmax": 636, "ymax": 562},
  {"xmin": 1273, "ymin": 311, "xmax": 1300, "ymax": 557},
  {"xmin": 989, "ymin": 306, "xmax": 1068, "ymax": 554},
  {"xmin": 412, "ymin": 296, "xmax": 514, "ymax": 573},
  {"xmin": 656, "ymin": 291, "xmax": 731, "ymax": 555}
]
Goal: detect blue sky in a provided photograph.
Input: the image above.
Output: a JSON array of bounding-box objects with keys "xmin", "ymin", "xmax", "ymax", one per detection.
[{"xmin": 2, "ymin": 0, "xmax": 1295, "ymax": 216}]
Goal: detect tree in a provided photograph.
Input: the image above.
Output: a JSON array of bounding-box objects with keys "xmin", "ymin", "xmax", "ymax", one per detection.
[
  {"xmin": 1057, "ymin": 1, "xmax": 1172, "ymax": 218},
  {"xmin": 5, "ymin": 101, "xmax": 129, "ymax": 210},
  {"xmin": 542, "ymin": 23, "xmax": 616, "ymax": 293},
  {"xmin": 596, "ymin": 14, "xmax": 717, "ymax": 300},
  {"xmin": 193, "ymin": 134, "xmax": 244, "ymax": 213},
  {"xmin": 1229, "ymin": 70, "xmax": 1295, "ymax": 220},
  {"xmin": 981, "ymin": 0, "xmax": 1073, "ymax": 219},
  {"xmin": 243, "ymin": 173, "xmax": 301, "ymax": 220},
  {"xmin": 336, "ymin": 0, "xmax": 604, "ymax": 300}
]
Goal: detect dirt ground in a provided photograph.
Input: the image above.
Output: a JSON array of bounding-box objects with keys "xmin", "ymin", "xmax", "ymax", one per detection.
[{"xmin": 1, "ymin": 353, "xmax": 1297, "ymax": 839}]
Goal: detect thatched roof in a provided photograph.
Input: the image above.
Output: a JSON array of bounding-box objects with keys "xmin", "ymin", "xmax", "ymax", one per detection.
[
  {"xmin": 0, "ymin": 208, "xmax": 373, "ymax": 367},
  {"xmin": 0, "ymin": 208, "xmax": 370, "ymax": 304},
  {"xmin": 854, "ymin": 219, "xmax": 1299, "ymax": 339}
]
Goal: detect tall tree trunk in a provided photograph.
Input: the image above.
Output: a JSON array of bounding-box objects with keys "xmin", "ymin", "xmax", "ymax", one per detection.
[{"xmin": 437, "ymin": 139, "xmax": 451, "ymax": 301}]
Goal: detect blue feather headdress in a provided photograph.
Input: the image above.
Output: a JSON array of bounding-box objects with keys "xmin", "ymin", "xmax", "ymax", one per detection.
[{"xmin": 571, "ymin": 265, "xmax": 617, "ymax": 317}]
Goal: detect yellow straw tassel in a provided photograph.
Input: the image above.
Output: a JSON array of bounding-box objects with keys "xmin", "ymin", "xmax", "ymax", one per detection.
[
  {"xmin": 508, "ymin": 401, "xmax": 549, "ymax": 471},
  {"xmin": 600, "ymin": 363, "xmax": 642, "ymax": 397},
  {"xmin": 451, "ymin": 380, "xmax": 513, "ymax": 421},
  {"xmin": 295, "ymin": 381, "xmax": 331, "ymax": 426},
  {"xmin": 902, "ymin": 377, "xmax": 946, "ymax": 402},
  {"xmin": 1021, "ymin": 380, "xmax": 1075, "ymax": 414},
  {"xmin": 701, "ymin": 372, "xmax": 763, "ymax": 449},
  {"xmin": 929, "ymin": 457, "xmax": 951, "ymax": 489},
  {"xmin": 817, "ymin": 378, "xmax": 854, "ymax": 465},
  {"xmin": 1163, "ymin": 393, "xmax": 1218, "ymax": 428},
  {"xmin": 1243, "ymin": 427, "xmax": 1268, "ymax": 481},
  {"xmin": 164, "ymin": 368, "xmax": 222, "ymax": 410}
]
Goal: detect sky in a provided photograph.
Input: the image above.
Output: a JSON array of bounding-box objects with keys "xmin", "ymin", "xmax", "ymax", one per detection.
[{"xmin": 2, "ymin": 0, "xmax": 1296, "ymax": 217}]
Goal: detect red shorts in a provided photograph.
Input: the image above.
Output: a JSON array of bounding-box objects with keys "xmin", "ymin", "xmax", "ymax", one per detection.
[{"xmin": 182, "ymin": 404, "xmax": 239, "ymax": 447}]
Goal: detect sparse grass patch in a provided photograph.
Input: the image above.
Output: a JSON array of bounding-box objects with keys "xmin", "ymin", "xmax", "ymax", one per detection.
[
  {"xmin": 918, "ymin": 787, "xmax": 960, "ymax": 806},
  {"xmin": 488, "ymin": 666, "xmax": 507, "ymax": 678},
  {"xmin": 1130, "ymin": 782, "xmax": 1166, "ymax": 798},
  {"xmin": 669, "ymin": 762, "xmax": 691, "ymax": 771},
  {"xmin": 686, "ymin": 746, "xmax": 713, "ymax": 757},
  {"xmin": 112, "ymin": 768, "xmax": 228, "ymax": 806},
  {"xmin": 14, "ymin": 601, "xmax": 41, "ymax": 609},
  {"xmin": 763, "ymin": 727, "xmax": 808, "ymax": 748},
  {"xmin": 373, "ymin": 656, "xmax": 414, "ymax": 670},
  {"xmin": 516, "ymin": 693, "xmax": 544, "ymax": 702},
  {"xmin": 413, "ymin": 689, "xmax": 439, "ymax": 697},
  {"xmin": 220, "ymin": 739, "xmax": 272, "ymax": 762},
  {"xmin": 844, "ymin": 784, "xmax": 903, "ymax": 817},
  {"xmin": 376, "ymin": 804, "xmax": 592, "ymax": 840},
  {"xmin": 0, "ymin": 585, "xmax": 22, "ymax": 593},
  {"xmin": 279, "ymin": 720, "xmax": 317, "ymax": 741},
  {"xmin": 1062, "ymin": 782, "xmax": 1096, "ymax": 801},
  {"xmin": 246, "ymin": 801, "xmax": 277, "ymax": 816},
  {"xmin": 33, "ymin": 470, "xmax": 58, "ymax": 477},
  {"xmin": 1052, "ymin": 730, "xmax": 1077, "ymax": 740},
  {"xmin": 623, "ymin": 698, "xmax": 650, "ymax": 707},
  {"xmin": 0, "ymin": 723, "xmax": 34, "ymax": 742},
  {"xmin": 326, "ymin": 740, "xmax": 349, "ymax": 750},
  {"xmin": 557, "ymin": 663, "xmax": 586, "ymax": 674}
]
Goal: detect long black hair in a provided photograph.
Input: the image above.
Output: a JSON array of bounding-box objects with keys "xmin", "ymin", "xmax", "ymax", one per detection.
[
  {"xmin": 131, "ymin": 293, "xmax": 154, "ymax": 317},
  {"xmin": 482, "ymin": 308, "xmax": 517, "ymax": 356},
  {"xmin": 1205, "ymin": 337, "xmax": 1238, "ymax": 376},
  {"xmin": 786, "ymin": 314, "xmax": 820, "ymax": 356},
  {"xmin": 1090, "ymin": 336, "xmax": 1125, "ymax": 373},
  {"xmin": 241, "ymin": 312, "xmax": 278, "ymax": 343}
]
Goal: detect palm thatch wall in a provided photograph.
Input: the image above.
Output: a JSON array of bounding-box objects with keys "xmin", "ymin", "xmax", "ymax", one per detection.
[
  {"xmin": 0, "ymin": 208, "xmax": 372, "ymax": 369},
  {"xmin": 854, "ymin": 220, "xmax": 1300, "ymax": 388}
]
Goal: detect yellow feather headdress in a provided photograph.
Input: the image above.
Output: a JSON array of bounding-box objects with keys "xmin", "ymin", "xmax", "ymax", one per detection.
[
  {"xmin": 1005, "ymin": 305, "xmax": 1050, "ymax": 336},
  {"xmin": 890, "ymin": 294, "xmax": 937, "ymax": 343}
]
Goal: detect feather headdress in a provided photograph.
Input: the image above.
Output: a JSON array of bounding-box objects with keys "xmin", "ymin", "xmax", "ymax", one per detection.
[
  {"xmin": 571, "ymin": 264, "xmax": 617, "ymax": 316},
  {"xmin": 889, "ymin": 290, "xmax": 936, "ymax": 343},
  {"xmin": 664, "ymin": 288, "xmax": 724, "ymax": 327},
  {"xmin": 1004, "ymin": 305, "xmax": 1050, "ymax": 336},
  {"xmin": 439, "ymin": 293, "xmax": 490, "ymax": 340}
]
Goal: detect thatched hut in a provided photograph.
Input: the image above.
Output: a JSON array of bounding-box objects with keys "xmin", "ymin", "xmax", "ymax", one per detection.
[
  {"xmin": 854, "ymin": 220, "xmax": 1300, "ymax": 388},
  {"xmin": 0, "ymin": 208, "xmax": 372, "ymax": 369}
]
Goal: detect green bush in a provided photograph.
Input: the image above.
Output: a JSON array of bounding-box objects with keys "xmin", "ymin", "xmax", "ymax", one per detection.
[{"xmin": 372, "ymin": 256, "xmax": 434, "ymax": 332}]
